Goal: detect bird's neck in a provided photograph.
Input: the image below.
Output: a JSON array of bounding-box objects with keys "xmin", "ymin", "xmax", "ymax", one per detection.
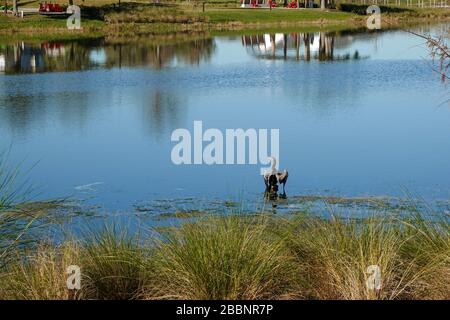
[{"xmin": 270, "ymin": 157, "xmax": 277, "ymax": 172}]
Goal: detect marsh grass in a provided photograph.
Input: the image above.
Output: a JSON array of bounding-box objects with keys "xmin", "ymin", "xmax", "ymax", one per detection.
[
  {"xmin": 0, "ymin": 152, "xmax": 36, "ymax": 267},
  {"xmin": 280, "ymin": 209, "xmax": 450, "ymax": 300},
  {"xmin": 399, "ymin": 211, "xmax": 450, "ymax": 299},
  {"xmin": 0, "ymin": 152, "xmax": 73, "ymax": 268},
  {"xmin": 281, "ymin": 214, "xmax": 412, "ymax": 299},
  {"xmin": 0, "ymin": 210, "xmax": 448, "ymax": 300},
  {"xmin": 0, "ymin": 226, "xmax": 149, "ymax": 300},
  {"xmin": 146, "ymin": 215, "xmax": 299, "ymax": 299},
  {"xmin": 80, "ymin": 226, "xmax": 148, "ymax": 300},
  {"xmin": 0, "ymin": 241, "xmax": 81, "ymax": 300}
]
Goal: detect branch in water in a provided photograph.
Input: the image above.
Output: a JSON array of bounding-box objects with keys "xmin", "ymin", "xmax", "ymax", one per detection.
[{"xmin": 408, "ymin": 30, "xmax": 449, "ymax": 82}]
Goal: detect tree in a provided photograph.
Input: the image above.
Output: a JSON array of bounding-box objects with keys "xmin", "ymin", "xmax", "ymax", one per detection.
[
  {"xmin": 410, "ymin": 31, "xmax": 449, "ymax": 82},
  {"xmin": 320, "ymin": 0, "xmax": 325, "ymax": 10},
  {"xmin": 410, "ymin": 30, "xmax": 449, "ymax": 105}
]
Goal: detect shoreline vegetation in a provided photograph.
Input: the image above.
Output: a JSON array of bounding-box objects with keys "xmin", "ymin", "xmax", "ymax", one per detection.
[
  {"xmin": 0, "ymin": 211, "xmax": 449, "ymax": 300},
  {"xmin": 0, "ymin": 1, "xmax": 449, "ymax": 41}
]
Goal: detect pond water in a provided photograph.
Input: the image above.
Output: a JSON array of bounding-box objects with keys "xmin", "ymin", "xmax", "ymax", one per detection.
[{"xmin": 0, "ymin": 24, "xmax": 449, "ymax": 214}]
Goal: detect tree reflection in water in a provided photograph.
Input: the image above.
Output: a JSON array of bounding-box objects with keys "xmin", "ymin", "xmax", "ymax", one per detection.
[
  {"xmin": 241, "ymin": 31, "xmax": 369, "ymax": 61},
  {"xmin": 0, "ymin": 37, "xmax": 216, "ymax": 74},
  {"xmin": 0, "ymin": 30, "xmax": 373, "ymax": 74}
]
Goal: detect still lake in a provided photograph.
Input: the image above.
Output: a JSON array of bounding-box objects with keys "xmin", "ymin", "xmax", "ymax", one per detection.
[{"xmin": 0, "ymin": 24, "xmax": 449, "ymax": 214}]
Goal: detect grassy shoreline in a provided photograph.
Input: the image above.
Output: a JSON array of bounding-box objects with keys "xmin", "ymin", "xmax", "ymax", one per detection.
[
  {"xmin": 0, "ymin": 211, "xmax": 448, "ymax": 300},
  {"xmin": 0, "ymin": 2, "xmax": 449, "ymax": 42}
]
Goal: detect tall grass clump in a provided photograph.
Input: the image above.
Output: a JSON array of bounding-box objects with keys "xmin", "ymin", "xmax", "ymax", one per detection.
[
  {"xmin": 0, "ymin": 152, "xmax": 35, "ymax": 267},
  {"xmin": 399, "ymin": 211, "xmax": 450, "ymax": 299},
  {"xmin": 0, "ymin": 226, "xmax": 150, "ymax": 300},
  {"xmin": 80, "ymin": 226, "xmax": 148, "ymax": 300},
  {"xmin": 287, "ymin": 214, "xmax": 412, "ymax": 299},
  {"xmin": 282, "ymin": 210, "xmax": 449, "ymax": 300},
  {"xmin": 146, "ymin": 215, "xmax": 298, "ymax": 300},
  {"xmin": 0, "ymin": 241, "xmax": 81, "ymax": 300}
]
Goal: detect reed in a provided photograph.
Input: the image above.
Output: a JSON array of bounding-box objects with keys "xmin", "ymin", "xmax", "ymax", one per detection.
[
  {"xmin": 0, "ymin": 210, "xmax": 448, "ymax": 300},
  {"xmin": 145, "ymin": 215, "xmax": 299, "ymax": 300},
  {"xmin": 0, "ymin": 152, "xmax": 35, "ymax": 267}
]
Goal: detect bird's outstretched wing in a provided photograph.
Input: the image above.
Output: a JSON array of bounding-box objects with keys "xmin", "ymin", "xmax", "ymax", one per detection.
[{"xmin": 276, "ymin": 170, "xmax": 288, "ymax": 184}]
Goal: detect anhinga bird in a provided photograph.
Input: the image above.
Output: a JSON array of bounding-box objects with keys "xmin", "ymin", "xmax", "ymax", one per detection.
[{"xmin": 263, "ymin": 156, "xmax": 289, "ymax": 199}]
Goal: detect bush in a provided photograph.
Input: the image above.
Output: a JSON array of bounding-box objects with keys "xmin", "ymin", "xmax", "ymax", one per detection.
[
  {"xmin": 146, "ymin": 215, "xmax": 299, "ymax": 299},
  {"xmin": 81, "ymin": 226, "xmax": 148, "ymax": 299},
  {"xmin": 336, "ymin": 3, "xmax": 412, "ymax": 15}
]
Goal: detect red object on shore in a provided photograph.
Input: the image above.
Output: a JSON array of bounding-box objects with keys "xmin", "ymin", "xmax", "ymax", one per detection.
[
  {"xmin": 288, "ymin": 0, "xmax": 298, "ymax": 8},
  {"xmin": 39, "ymin": 2, "xmax": 64, "ymax": 13}
]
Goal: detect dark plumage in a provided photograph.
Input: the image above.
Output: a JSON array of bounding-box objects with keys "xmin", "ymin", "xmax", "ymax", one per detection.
[{"xmin": 263, "ymin": 157, "xmax": 288, "ymax": 199}]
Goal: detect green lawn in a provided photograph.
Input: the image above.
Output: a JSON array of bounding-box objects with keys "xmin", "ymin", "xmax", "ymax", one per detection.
[
  {"xmin": 0, "ymin": 14, "xmax": 64, "ymax": 29},
  {"xmin": 0, "ymin": 14, "xmax": 104, "ymax": 41},
  {"xmin": 0, "ymin": 13, "xmax": 104, "ymax": 29},
  {"xmin": 203, "ymin": 8, "xmax": 357, "ymax": 24}
]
